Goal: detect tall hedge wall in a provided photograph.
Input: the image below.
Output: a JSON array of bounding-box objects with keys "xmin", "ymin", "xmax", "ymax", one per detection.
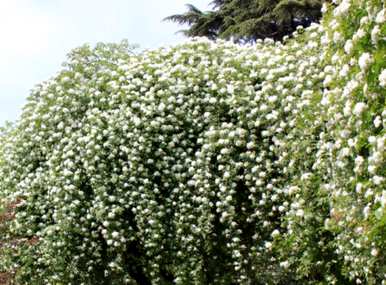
[{"xmin": 0, "ymin": 0, "xmax": 385, "ymax": 284}]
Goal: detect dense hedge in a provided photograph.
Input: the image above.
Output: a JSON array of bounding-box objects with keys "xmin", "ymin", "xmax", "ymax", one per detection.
[{"xmin": 0, "ymin": 0, "xmax": 385, "ymax": 284}]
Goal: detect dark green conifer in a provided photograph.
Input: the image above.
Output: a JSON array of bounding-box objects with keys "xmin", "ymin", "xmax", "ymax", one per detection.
[{"xmin": 165, "ymin": 0, "xmax": 324, "ymax": 41}]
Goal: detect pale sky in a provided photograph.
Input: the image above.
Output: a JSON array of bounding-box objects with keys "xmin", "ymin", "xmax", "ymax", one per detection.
[{"xmin": 0, "ymin": 0, "xmax": 210, "ymax": 127}]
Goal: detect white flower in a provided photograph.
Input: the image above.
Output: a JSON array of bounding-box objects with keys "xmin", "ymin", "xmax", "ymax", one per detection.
[
  {"xmin": 368, "ymin": 136, "xmax": 377, "ymax": 144},
  {"xmin": 379, "ymin": 69, "xmax": 386, "ymax": 87},
  {"xmin": 353, "ymin": 102, "xmax": 367, "ymax": 116},
  {"xmin": 158, "ymin": 102, "xmax": 166, "ymax": 112},
  {"xmin": 377, "ymin": 137, "xmax": 385, "ymax": 150},
  {"xmin": 374, "ymin": 116, "xmax": 382, "ymax": 128},
  {"xmin": 375, "ymin": 9, "xmax": 386, "ymax": 24},
  {"xmin": 334, "ymin": 0, "xmax": 351, "ymax": 16},
  {"xmin": 373, "ymin": 176, "xmax": 384, "ymax": 185},
  {"xmin": 368, "ymin": 164, "xmax": 376, "ymax": 174},
  {"xmin": 344, "ymin": 40, "xmax": 353, "ymax": 54},
  {"xmin": 333, "ymin": 31, "xmax": 343, "ymax": 43},
  {"xmin": 371, "ymin": 25, "xmax": 380, "ymax": 44},
  {"xmin": 353, "ymin": 28, "xmax": 366, "ymax": 41},
  {"xmin": 355, "ymin": 156, "xmax": 364, "ymax": 167},
  {"xmin": 288, "ymin": 186, "xmax": 299, "ymax": 195},
  {"xmin": 226, "ymin": 84, "xmax": 235, "ymax": 94},
  {"xmin": 321, "ymin": 4, "xmax": 328, "ymax": 13},
  {"xmin": 358, "ymin": 53, "xmax": 372, "ymax": 70},
  {"xmin": 381, "ymin": 191, "xmax": 386, "ymax": 207},
  {"xmin": 321, "ymin": 35, "xmax": 329, "ymax": 45},
  {"xmin": 280, "ymin": 261, "xmax": 290, "ymax": 269},
  {"xmin": 371, "ymin": 248, "xmax": 379, "ymax": 257},
  {"xmin": 296, "ymin": 209, "xmax": 304, "ymax": 217},
  {"xmin": 339, "ymin": 64, "xmax": 350, "ymax": 77},
  {"xmin": 363, "ymin": 206, "xmax": 370, "ymax": 218},
  {"xmin": 356, "ymin": 183, "xmax": 363, "ymax": 193},
  {"xmin": 271, "ymin": 229, "xmax": 280, "ymax": 238},
  {"xmin": 360, "ymin": 16, "xmax": 369, "ymax": 25}
]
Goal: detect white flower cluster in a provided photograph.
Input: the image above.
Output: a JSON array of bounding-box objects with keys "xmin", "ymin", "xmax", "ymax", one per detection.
[
  {"xmin": 380, "ymin": 69, "xmax": 386, "ymax": 87},
  {"xmin": 0, "ymin": 0, "xmax": 385, "ymax": 284}
]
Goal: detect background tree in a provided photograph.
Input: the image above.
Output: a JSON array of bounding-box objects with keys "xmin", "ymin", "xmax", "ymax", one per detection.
[{"xmin": 165, "ymin": 0, "xmax": 324, "ymax": 42}]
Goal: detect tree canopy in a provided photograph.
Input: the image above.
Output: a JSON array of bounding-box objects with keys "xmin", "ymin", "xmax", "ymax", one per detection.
[{"xmin": 165, "ymin": 0, "xmax": 324, "ymax": 41}]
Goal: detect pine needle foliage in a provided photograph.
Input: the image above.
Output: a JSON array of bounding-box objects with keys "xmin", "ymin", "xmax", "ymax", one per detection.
[{"xmin": 165, "ymin": 0, "xmax": 324, "ymax": 41}]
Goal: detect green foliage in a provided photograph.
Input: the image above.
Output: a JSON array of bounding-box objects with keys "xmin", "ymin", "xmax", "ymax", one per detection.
[
  {"xmin": 165, "ymin": 0, "xmax": 324, "ymax": 41},
  {"xmin": 0, "ymin": 0, "xmax": 385, "ymax": 284}
]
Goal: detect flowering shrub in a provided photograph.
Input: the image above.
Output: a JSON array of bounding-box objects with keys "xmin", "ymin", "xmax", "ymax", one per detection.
[{"xmin": 0, "ymin": 0, "xmax": 385, "ymax": 284}]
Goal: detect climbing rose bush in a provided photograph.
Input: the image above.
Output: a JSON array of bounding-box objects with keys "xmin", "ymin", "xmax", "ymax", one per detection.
[{"xmin": 0, "ymin": 0, "xmax": 385, "ymax": 284}]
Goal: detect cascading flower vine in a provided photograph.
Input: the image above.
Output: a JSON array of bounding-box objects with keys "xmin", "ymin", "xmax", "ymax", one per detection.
[{"xmin": 0, "ymin": 0, "xmax": 385, "ymax": 284}]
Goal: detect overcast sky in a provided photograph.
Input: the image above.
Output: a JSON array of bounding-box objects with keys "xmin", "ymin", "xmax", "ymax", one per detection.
[{"xmin": 0, "ymin": 0, "xmax": 210, "ymax": 127}]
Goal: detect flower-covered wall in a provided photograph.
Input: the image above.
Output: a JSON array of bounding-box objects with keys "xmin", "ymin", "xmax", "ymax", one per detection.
[{"xmin": 0, "ymin": 0, "xmax": 385, "ymax": 284}]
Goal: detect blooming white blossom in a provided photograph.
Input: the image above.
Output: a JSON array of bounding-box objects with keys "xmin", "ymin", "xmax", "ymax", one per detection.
[
  {"xmin": 296, "ymin": 209, "xmax": 305, "ymax": 217},
  {"xmin": 371, "ymin": 248, "xmax": 379, "ymax": 257},
  {"xmin": 375, "ymin": 9, "xmax": 385, "ymax": 24},
  {"xmin": 374, "ymin": 116, "xmax": 382, "ymax": 128},
  {"xmin": 353, "ymin": 102, "xmax": 367, "ymax": 116},
  {"xmin": 334, "ymin": 0, "xmax": 351, "ymax": 16},
  {"xmin": 344, "ymin": 40, "xmax": 353, "ymax": 54},
  {"xmin": 271, "ymin": 229, "xmax": 280, "ymax": 238},
  {"xmin": 280, "ymin": 260, "xmax": 290, "ymax": 268},
  {"xmin": 333, "ymin": 31, "xmax": 343, "ymax": 43},
  {"xmin": 371, "ymin": 25, "xmax": 381, "ymax": 44},
  {"xmin": 358, "ymin": 53, "xmax": 372, "ymax": 70},
  {"xmin": 379, "ymin": 69, "xmax": 386, "ymax": 87}
]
